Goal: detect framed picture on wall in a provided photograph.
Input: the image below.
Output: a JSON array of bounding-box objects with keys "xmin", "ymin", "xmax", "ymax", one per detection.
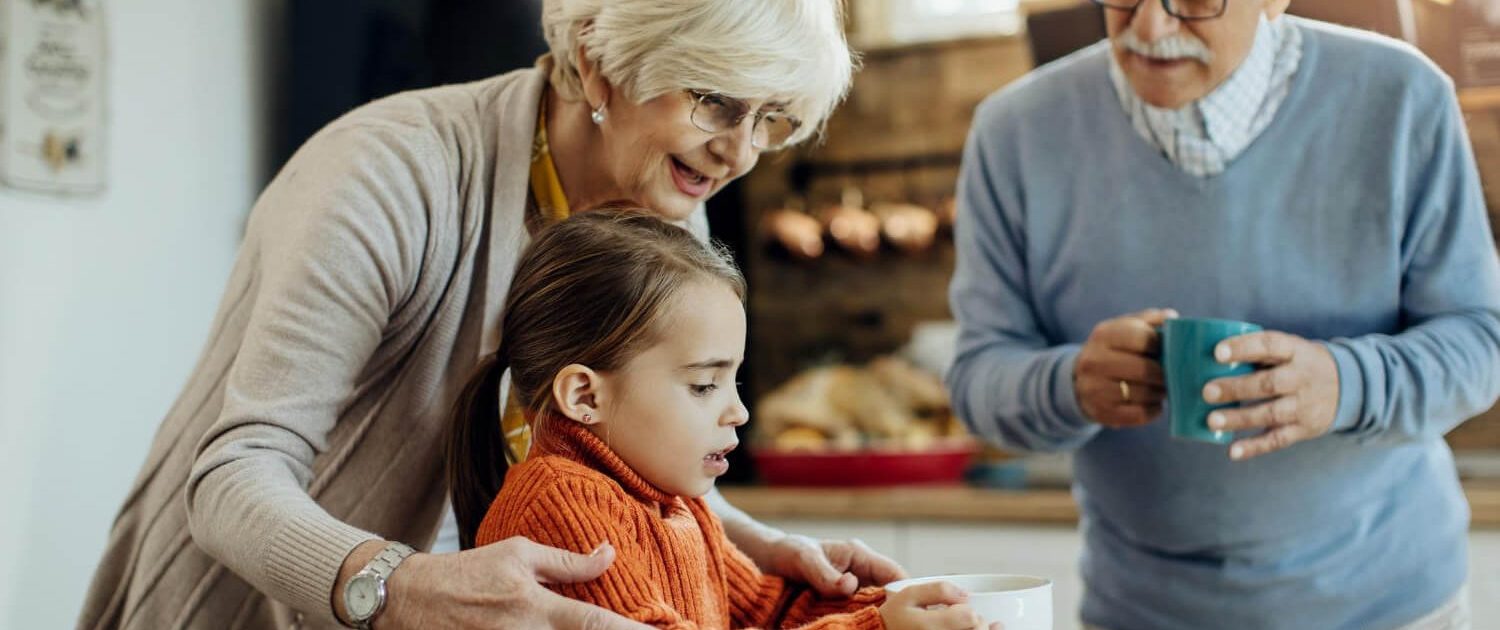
[{"xmin": 0, "ymin": 0, "xmax": 107, "ymax": 195}]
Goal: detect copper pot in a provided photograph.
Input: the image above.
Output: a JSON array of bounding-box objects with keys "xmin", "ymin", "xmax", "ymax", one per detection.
[
  {"xmin": 761, "ymin": 204, "xmax": 825, "ymax": 261},
  {"xmin": 818, "ymin": 188, "xmax": 881, "ymax": 258},
  {"xmin": 871, "ymin": 202, "xmax": 939, "ymax": 254}
]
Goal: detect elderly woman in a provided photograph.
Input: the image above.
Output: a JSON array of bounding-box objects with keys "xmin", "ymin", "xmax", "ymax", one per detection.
[{"xmin": 77, "ymin": 2, "xmax": 877, "ymax": 629}]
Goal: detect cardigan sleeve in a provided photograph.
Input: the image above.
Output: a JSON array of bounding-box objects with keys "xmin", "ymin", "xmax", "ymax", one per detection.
[{"xmin": 184, "ymin": 117, "xmax": 447, "ymax": 624}]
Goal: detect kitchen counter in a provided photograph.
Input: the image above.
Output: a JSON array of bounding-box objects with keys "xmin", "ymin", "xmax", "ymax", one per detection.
[{"xmin": 720, "ymin": 479, "xmax": 1500, "ymax": 528}]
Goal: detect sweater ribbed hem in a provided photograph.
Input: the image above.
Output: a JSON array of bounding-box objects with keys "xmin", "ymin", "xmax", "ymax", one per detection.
[{"xmin": 264, "ymin": 514, "xmax": 379, "ymax": 625}]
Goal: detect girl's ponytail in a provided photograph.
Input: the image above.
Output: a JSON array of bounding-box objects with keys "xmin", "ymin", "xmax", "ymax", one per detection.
[{"xmin": 445, "ymin": 347, "xmax": 513, "ymax": 550}]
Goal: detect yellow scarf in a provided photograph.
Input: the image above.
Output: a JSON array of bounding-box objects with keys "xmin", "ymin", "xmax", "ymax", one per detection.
[
  {"xmin": 504, "ymin": 100, "xmax": 572, "ymax": 463},
  {"xmin": 529, "ymin": 99, "xmax": 571, "ymax": 223}
]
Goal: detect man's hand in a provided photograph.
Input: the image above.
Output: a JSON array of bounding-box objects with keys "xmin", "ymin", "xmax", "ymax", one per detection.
[
  {"xmin": 1075, "ymin": 308, "xmax": 1177, "ymax": 427},
  {"xmin": 1201, "ymin": 330, "xmax": 1341, "ymax": 461},
  {"xmin": 710, "ymin": 488, "xmax": 907, "ymax": 596}
]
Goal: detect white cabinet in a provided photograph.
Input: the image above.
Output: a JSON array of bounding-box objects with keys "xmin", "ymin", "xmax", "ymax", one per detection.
[
  {"xmin": 1472, "ymin": 530, "xmax": 1500, "ymax": 624},
  {"xmin": 902, "ymin": 524, "xmax": 1084, "ymax": 630},
  {"xmin": 766, "ymin": 518, "xmax": 1500, "ymax": 630}
]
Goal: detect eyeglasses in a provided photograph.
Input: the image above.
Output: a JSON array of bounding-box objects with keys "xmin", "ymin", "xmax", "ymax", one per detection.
[
  {"xmin": 1090, "ymin": 0, "xmax": 1228, "ymax": 21},
  {"xmin": 686, "ymin": 90, "xmax": 803, "ymax": 151}
]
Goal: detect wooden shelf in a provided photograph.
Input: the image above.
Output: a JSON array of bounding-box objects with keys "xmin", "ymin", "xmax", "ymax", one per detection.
[
  {"xmin": 721, "ymin": 480, "xmax": 1500, "ymax": 528},
  {"xmin": 1470, "ymin": 480, "xmax": 1500, "ymax": 528},
  {"xmin": 1460, "ymin": 87, "xmax": 1500, "ymax": 113},
  {"xmin": 720, "ymin": 485, "xmax": 1079, "ymax": 525}
]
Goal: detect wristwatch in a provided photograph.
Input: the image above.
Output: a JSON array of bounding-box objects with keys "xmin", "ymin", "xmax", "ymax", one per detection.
[{"xmin": 342, "ymin": 541, "xmax": 416, "ymax": 629}]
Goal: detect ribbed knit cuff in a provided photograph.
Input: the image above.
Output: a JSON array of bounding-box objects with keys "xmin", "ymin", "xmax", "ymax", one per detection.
[
  {"xmin": 263, "ymin": 513, "xmax": 379, "ymax": 626},
  {"xmin": 1052, "ymin": 346, "xmax": 1096, "ymax": 430},
  {"xmin": 1325, "ymin": 340, "xmax": 1366, "ymax": 434},
  {"xmin": 836, "ymin": 605, "xmax": 885, "ymax": 630}
]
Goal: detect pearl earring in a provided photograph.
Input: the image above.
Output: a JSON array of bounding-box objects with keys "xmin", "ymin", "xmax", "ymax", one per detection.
[{"xmin": 590, "ymin": 105, "xmax": 606, "ymax": 125}]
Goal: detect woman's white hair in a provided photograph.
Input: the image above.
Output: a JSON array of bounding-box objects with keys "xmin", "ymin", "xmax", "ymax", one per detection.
[{"xmin": 542, "ymin": 0, "xmax": 856, "ymax": 147}]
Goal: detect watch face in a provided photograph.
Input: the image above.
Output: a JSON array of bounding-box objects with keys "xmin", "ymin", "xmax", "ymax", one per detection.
[{"xmin": 345, "ymin": 574, "xmax": 383, "ymax": 620}]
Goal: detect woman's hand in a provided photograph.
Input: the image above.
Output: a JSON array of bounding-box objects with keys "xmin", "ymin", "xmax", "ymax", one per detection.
[
  {"xmin": 1200, "ymin": 330, "xmax": 1341, "ymax": 461},
  {"xmin": 1074, "ymin": 308, "xmax": 1177, "ymax": 427},
  {"xmin": 374, "ymin": 537, "xmax": 649, "ymax": 629},
  {"xmin": 758, "ymin": 534, "xmax": 909, "ymax": 596},
  {"xmin": 709, "ymin": 488, "xmax": 906, "ymax": 595},
  {"xmin": 879, "ymin": 581, "xmax": 997, "ymax": 630}
]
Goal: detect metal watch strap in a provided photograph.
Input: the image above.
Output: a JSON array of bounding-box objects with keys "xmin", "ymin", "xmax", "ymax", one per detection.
[{"xmin": 352, "ymin": 542, "xmax": 416, "ymax": 630}]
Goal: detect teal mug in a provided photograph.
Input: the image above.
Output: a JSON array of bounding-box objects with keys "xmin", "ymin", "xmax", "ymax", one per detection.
[{"xmin": 1160, "ymin": 318, "xmax": 1263, "ymax": 444}]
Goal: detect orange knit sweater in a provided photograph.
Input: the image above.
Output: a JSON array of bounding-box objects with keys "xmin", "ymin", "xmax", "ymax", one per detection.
[{"xmin": 476, "ymin": 418, "xmax": 887, "ymax": 629}]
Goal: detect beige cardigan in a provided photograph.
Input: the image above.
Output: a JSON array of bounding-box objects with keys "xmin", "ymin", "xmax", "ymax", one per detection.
[{"xmin": 77, "ymin": 61, "xmax": 707, "ymax": 630}]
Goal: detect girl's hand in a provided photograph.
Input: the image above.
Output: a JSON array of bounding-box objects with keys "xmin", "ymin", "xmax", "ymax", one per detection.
[{"xmin": 878, "ymin": 581, "xmax": 999, "ymax": 630}]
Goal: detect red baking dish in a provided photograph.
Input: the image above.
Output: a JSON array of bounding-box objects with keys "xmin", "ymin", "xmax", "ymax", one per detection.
[{"xmin": 751, "ymin": 439, "xmax": 979, "ymax": 487}]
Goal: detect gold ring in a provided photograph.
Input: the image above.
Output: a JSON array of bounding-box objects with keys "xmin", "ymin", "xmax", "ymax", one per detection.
[{"xmin": 1119, "ymin": 380, "xmax": 1131, "ymax": 403}]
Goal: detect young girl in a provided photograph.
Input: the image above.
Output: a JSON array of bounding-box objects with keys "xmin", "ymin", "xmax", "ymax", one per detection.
[{"xmin": 446, "ymin": 210, "xmax": 990, "ymax": 629}]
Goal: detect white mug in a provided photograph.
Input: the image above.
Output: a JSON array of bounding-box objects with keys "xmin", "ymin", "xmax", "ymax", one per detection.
[{"xmin": 884, "ymin": 573, "xmax": 1053, "ymax": 630}]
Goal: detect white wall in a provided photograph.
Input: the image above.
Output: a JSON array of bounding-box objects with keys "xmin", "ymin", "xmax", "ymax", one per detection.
[{"xmin": 0, "ymin": 1, "xmax": 271, "ymax": 626}]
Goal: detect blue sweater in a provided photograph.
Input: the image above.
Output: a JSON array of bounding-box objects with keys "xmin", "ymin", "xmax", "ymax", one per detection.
[{"xmin": 948, "ymin": 19, "xmax": 1500, "ymax": 630}]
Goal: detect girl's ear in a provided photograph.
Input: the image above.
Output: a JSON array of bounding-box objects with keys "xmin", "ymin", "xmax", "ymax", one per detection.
[{"xmin": 552, "ymin": 364, "xmax": 603, "ymax": 425}]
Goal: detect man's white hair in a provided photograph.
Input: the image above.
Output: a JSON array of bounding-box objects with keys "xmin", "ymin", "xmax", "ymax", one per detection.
[{"xmin": 542, "ymin": 0, "xmax": 856, "ymax": 147}]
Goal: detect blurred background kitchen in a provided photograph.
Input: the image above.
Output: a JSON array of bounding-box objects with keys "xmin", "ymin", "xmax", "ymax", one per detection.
[{"xmin": 3, "ymin": 1, "xmax": 1499, "ymax": 628}]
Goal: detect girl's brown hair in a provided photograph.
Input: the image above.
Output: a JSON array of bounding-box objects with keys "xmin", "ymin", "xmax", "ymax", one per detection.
[{"xmin": 446, "ymin": 208, "xmax": 745, "ymax": 549}]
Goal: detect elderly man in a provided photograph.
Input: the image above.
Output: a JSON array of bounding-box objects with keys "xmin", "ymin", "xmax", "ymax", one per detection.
[{"xmin": 948, "ymin": 0, "xmax": 1500, "ymax": 628}]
